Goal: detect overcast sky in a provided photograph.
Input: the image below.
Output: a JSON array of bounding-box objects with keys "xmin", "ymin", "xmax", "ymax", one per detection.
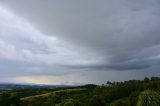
[{"xmin": 0, "ymin": 0, "xmax": 160, "ymax": 85}]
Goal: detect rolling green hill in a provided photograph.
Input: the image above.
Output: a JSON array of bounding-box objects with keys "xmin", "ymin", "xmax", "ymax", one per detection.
[{"xmin": 0, "ymin": 77, "xmax": 160, "ymax": 106}]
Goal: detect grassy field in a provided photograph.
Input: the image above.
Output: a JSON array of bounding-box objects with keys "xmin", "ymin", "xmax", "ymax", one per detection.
[{"xmin": 21, "ymin": 88, "xmax": 86, "ymax": 100}]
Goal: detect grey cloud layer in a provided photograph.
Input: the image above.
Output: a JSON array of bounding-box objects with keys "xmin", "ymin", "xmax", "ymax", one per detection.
[
  {"xmin": 0, "ymin": 6, "xmax": 101, "ymax": 80},
  {"xmin": 1, "ymin": 0, "xmax": 160, "ymax": 71}
]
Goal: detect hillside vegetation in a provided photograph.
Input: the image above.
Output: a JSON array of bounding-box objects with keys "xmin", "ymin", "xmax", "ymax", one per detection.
[{"xmin": 0, "ymin": 77, "xmax": 160, "ymax": 106}]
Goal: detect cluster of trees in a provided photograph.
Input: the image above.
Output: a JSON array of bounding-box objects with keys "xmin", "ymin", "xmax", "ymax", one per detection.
[
  {"xmin": 0, "ymin": 77, "xmax": 160, "ymax": 106},
  {"xmin": 0, "ymin": 92, "xmax": 19, "ymax": 106},
  {"xmin": 137, "ymin": 90, "xmax": 160, "ymax": 106}
]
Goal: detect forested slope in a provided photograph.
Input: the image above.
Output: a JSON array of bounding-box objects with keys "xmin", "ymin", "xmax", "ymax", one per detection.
[{"xmin": 0, "ymin": 77, "xmax": 160, "ymax": 106}]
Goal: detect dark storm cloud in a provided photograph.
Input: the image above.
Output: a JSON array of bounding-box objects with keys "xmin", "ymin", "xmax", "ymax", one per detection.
[{"xmin": 2, "ymin": 0, "xmax": 160, "ymax": 70}]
